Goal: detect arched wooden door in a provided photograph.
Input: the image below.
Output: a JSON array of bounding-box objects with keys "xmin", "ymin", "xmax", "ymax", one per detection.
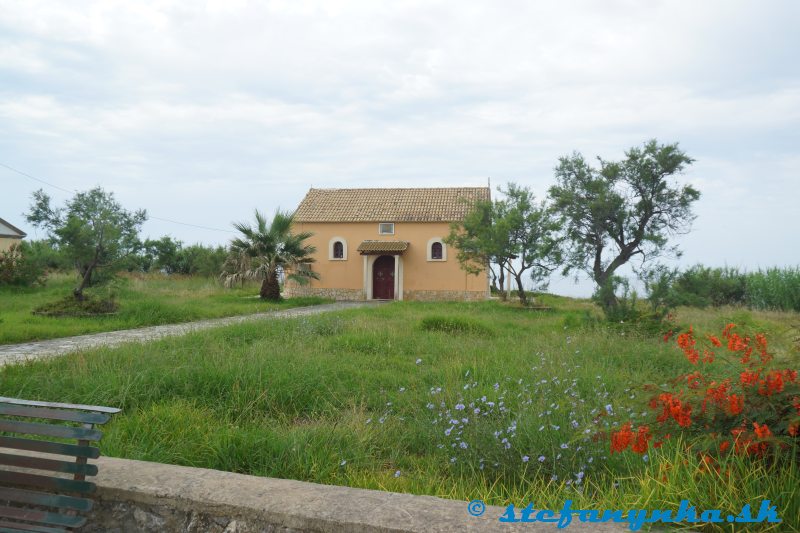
[{"xmin": 372, "ymin": 255, "xmax": 395, "ymax": 299}]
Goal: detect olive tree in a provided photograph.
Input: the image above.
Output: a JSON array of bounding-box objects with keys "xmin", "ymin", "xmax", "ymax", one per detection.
[
  {"xmin": 549, "ymin": 139, "xmax": 699, "ymax": 312},
  {"xmin": 26, "ymin": 188, "xmax": 147, "ymax": 300},
  {"xmin": 447, "ymin": 183, "xmax": 562, "ymax": 306}
]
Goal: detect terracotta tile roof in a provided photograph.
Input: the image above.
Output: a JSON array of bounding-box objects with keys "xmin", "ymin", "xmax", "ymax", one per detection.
[
  {"xmin": 356, "ymin": 240, "xmax": 409, "ymax": 254},
  {"xmin": 293, "ymin": 187, "xmax": 490, "ymax": 222}
]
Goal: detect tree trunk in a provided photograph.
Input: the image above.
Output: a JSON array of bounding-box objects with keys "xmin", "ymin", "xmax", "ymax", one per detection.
[
  {"xmin": 498, "ymin": 263, "xmax": 506, "ymax": 301},
  {"xmin": 514, "ymin": 273, "xmax": 528, "ymax": 306},
  {"xmin": 595, "ymin": 273, "xmax": 619, "ymax": 311},
  {"xmin": 73, "ymin": 262, "xmax": 96, "ymax": 301},
  {"xmin": 260, "ymin": 270, "xmax": 282, "ymax": 301}
]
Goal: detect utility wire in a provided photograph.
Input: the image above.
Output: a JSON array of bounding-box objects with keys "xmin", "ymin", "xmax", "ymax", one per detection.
[{"xmin": 1, "ymin": 162, "xmax": 236, "ymax": 234}]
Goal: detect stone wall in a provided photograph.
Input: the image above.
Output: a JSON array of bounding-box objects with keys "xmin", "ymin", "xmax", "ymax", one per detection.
[
  {"xmin": 403, "ymin": 289, "xmax": 489, "ymax": 302},
  {"xmin": 6, "ymin": 452, "xmax": 624, "ymax": 532},
  {"xmin": 283, "ymin": 287, "xmax": 365, "ymax": 301},
  {"xmin": 77, "ymin": 456, "xmax": 623, "ymax": 532},
  {"xmin": 285, "ymin": 287, "xmax": 489, "ymax": 302}
]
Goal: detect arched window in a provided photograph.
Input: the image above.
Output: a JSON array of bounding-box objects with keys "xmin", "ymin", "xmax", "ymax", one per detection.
[
  {"xmin": 329, "ymin": 237, "xmax": 347, "ymax": 260},
  {"xmin": 431, "ymin": 241, "xmax": 443, "ymax": 260},
  {"xmin": 427, "ymin": 238, "xmax": 446, "ymax": 261}
]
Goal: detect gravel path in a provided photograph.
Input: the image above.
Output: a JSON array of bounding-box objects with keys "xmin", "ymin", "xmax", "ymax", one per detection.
[{"xmin": 0, "ymin": 302, "xmax": 377, "ymax": 367}]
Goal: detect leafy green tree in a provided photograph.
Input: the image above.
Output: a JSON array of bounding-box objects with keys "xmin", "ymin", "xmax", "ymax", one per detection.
[
  {"xmin": 549, "ymin": 140, "xmax": 699, "ymax": 312},
  {"xmin": 221, "ymin": 210, "xmax": 319, "ymax": 300},
  {"xmin": 0, "ymin": 243, "xmax": 46, "ymax": 287},
  {"xmin": 26, "ymin": 187, "xmax": 147, "ymax": 300},
  {"xmin": 142, "ymin": 236, "xmax": 182, "ymax": 273},
  {"xmin": 445, "ymin": 195, "xmax": 509, "ymax": 297},
  {"xmin": 447, "ymin": 183, "xmax": 562, "ymax": 306}
]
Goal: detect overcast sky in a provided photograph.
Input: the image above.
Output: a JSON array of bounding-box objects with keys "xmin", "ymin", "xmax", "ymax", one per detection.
[{"xmin": 1, "ymin": 1, "xmax": 798, "ymax": 296}]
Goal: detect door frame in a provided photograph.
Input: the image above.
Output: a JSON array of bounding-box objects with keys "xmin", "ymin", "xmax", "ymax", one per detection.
[{"xmin": 364, "ymin": 254, "xmax": 403, "ymax": 300}]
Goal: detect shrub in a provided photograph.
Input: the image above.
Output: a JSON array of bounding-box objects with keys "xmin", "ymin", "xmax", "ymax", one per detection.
[
  {"xmin": 0, "ymin": 243, "xmax": 46, "ymax": 286},
  {"xmin": 420, "ymin": 315, "xmax": 494, "ymax": 336},
  {"xmin": 34, "ymin": 292, "xmax": 119, "ymax": 316},
  {"xmin": 610, "ymin": 324, "xmax": 800, "ymax": 463}
]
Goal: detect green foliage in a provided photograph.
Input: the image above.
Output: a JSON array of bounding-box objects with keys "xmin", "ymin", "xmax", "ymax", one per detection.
[
  {"xmin": 23, "ymin": 239, "xmax": 71, "ymax": 271},
  {"xmin": 34, "ymin": 292, "xmax": 118, "ymax": 316},
  {"xmin": 0, "ymin": 242, "xmax": 46, "ymax": 287},
  {"xmin": 419, "ymin": 315, "xmax": 494, "ymax": 336},
  {"xmin": 745, "ymin": 267, "xmax": 800, "ymax": 312},
  {"xmin": 446, "ymin": 183, "xmax": 562, "ymax": 306},
  {"xmin": 549, "ymin": 139, "xmax": 699, "ymax": 310},
  {"xmin": 646, "ymin": 265, "xmax": 800, "ymax": 312},
  {"xmin": 25, "ymin": 187, "xmax": 147, "ymax": 298},
  {"xmin": 223, "ymin": 209, "xmax": 319, "ymax": 300}
]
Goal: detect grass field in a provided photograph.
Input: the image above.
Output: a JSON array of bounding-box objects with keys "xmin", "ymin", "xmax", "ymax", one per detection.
[
  {"xmin": 0, "ymin": 273, "xmax": 327, "ymax": 345},
  {"xmin": 1, "ymin": 297, "xmax": 798, "ymax": 531}
]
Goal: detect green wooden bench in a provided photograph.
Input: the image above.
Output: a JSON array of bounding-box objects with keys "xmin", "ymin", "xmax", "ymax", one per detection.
[{"xmin": 0, "ymin": 397, "xmax": 120, "ymax": 532}]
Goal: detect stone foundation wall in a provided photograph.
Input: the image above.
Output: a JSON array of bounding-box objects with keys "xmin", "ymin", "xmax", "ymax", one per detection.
[
  {"xmin": 403, "ymin": 289, "xmax": 489, "ymax": 302},
  {"xmin": 283, "ymin": 287, "xmax": 365, "ymax": 301},
  {"xmin": 285, "ymin": 287, "xmax": 489, "ymax": 302}
]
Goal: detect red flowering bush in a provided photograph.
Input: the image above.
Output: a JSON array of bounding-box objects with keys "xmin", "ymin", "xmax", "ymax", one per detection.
[{"xmin": 611, "ymin": 323, "xmax": 800, "ymax": 459}]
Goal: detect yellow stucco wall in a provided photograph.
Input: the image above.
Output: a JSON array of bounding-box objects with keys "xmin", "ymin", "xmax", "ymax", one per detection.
[
  {"xmin": 0, "ymin": 237, "xmax": 22, "ymax": 253},
  {"xmin": 288, "ymin": 221, "xmax": 487, "ymax": 299}
]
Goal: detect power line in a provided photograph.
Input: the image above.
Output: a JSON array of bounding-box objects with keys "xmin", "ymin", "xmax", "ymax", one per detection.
[
  {"xmin": 149, "ymin": 215, "xmax": 235, "ymax": 233},
  {"xmin": 0, "ymin": 162, "xmax": 76, "ymax": 194},
  {"xmin": 1, "ymin": 162, "xmax": 236, "ymax": 234}
]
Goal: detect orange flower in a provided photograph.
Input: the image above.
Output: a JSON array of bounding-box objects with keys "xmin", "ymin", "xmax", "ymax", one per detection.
[
  {"xmin": 704, "ymin": 380, "xmax": 731, "ymax": 411},
  {"xmin": 740, "ymin": 370, "xmax": 760, "ymax": 387},
  {"xmin": 783, "ymin": 369, "xmax": 798, "ymax": 383},
  {"xmin": 722, "ymin": 323, "xmax": 736, "ymax": 339},
  {"xmin": 702, "ymin": 349, "xmax": 715, "ymax": 363},
  {"xmin": 727, "ymin": 394, "xmax": 743, "ymax": 415},
  {"xmin": 631, "ymin": 426, "xmax": 652, "ymax": 454},
  {"xmin": 719, "ymin": 440, "xmax": 731, "ymax": 452},
  {"xmin": 789, "ymin": 423, "xmax": 800, "ymax": 437},
  {"xmin": 655, "ymin": 393, "xmax": 692, "ymax": 427},
  {"xmin": 685, "ymin": 371, "xmax": 703, "ymax": 389},
  {"xmin": 758, "ymin": 371, "xmax": 784, "ymax": 396},
  {"xmin": 755, "ymin": 333, "xmax": 771, "ymax": 363},
  {"xmin": 677, "ymin": 328, "xmax": 700, "ymax": 365},
  {"xmin": 753, "ymin": 422, "xmax": 771, "ymax": 439},
  {"xmin": 708, "ymin": 335, "xmax": 722, "ymax": 347},
  {"xmin": 611, "ymin": 422, "xmax": 634, "ymax": 454},
  {"xmin": 727, "ymin": 333, "xmax": 749, "ymax": 353}
]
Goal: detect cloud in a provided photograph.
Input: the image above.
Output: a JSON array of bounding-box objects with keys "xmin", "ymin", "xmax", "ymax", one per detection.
[{"xmin": 0, "ymin": 1, "xmax": 797, "ymax": 295}]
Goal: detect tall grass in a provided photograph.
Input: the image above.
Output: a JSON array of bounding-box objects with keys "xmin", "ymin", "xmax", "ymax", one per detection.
[
  {"xmin": 1, "ymin": 300, "xmax": 796, "ymax": 531},
  {"xmin": 0, "ymin": 272, "xmax": 328, "ymax": 345},
  {"xmin": 746, "ymin": 267, "xmax": 800, "ymax": 312},
  {"xmin": 673, "ymin": 265, "xmax": 800, "ymax": 312}
]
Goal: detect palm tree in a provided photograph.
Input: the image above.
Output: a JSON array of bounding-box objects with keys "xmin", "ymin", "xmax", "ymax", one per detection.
[{"xmin": 221, "ymin": 210, "xmax": 319, "ymax": 300}]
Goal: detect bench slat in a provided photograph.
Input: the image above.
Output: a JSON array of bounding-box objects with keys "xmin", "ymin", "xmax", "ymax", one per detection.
[
  {"xmin": 0, "ymin": 506, "xmax": 84, "ymax": 528},
  {"xmin": 0, "ymin": 487, "xmax": 92, "ymax": 512},
  {"xmin": 0, "ymin": 437, "xmax": 99, "ymax": 459},
  {"xmin": 0, "ymin": 453, "xmax": 98, "ymax": 477},
  {"xmin": 0, "ymin": 405, "xmax": 109, "ymax": 426},
  {"xmin": 0, "ymin": 421, "xmax": 102, "ymax": 442},
  {"xmin": 0, "ymin": 471, "xmax": 95, "ymax": 495},
  {"xmin": 0, "ymin": 521, "xmax": 67, "ymax": 533},
  {"xmin": 0, "ymin": 398, "xmax": 120, "ymax": 415}
]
